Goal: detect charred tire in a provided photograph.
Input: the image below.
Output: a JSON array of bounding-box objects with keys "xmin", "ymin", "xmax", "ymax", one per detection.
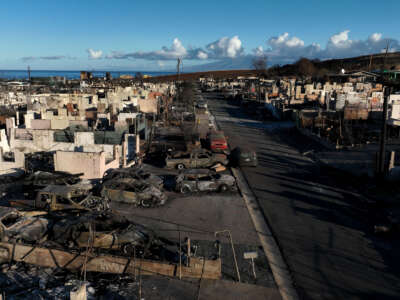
[
  {"xmin": 141, "ymin": 197, "xmax": 154, "ymax": 208},
  {"xmin": 122, "ymin": 243, "xmax": 135, "ymax": 255},
  {"xmin": 181, "ymin": 185, "xmax": 191, "ymax": 194},
  {"xmin": 219, "ymin": 184, "xmax": 228, "ymax": 193},
  {"xmin": 176, "ymin": 163, "xmax": 185, "ymax": 170}
]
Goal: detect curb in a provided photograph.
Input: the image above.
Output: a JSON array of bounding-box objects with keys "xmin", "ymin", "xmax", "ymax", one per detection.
[{"xmin": 231, "ymin": 167, "xmax": 299, "ymax": 300}]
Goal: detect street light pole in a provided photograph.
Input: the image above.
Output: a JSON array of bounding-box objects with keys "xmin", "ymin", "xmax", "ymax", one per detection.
[{"xmin": 215, "ymin": 230, "xmax": 241, "ymax": 282}]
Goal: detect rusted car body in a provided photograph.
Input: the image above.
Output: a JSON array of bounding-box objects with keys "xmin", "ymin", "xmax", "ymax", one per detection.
[
  {"xmin": 176, "ymin": 169, "xmax": 236, "ymax": 193},
  {"xmin": 51, "ymin": 212, "xmax": 186, "ymax": 261},
  {"xmin": 102, "ymin": 167, "xmax": 164, "ymax": 188},
  {"xmin": 165, "ymin": 150, "xmax": 228, "ymax": 170},
  {"xmin": 34, "ymin": 184, "xmax": 107, "ymax": 211},
  {"xmin": 101, "ymin": 178, "xmax": 167, "ymax": 208},
  {"xmin": 0, "ymin": 207, "xmax": 49, "ymax": 243}
]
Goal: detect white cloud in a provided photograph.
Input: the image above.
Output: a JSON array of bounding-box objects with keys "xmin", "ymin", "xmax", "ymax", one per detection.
[
  {"xmin": 21, "ymin": 55, "xmax": 72, "ymax": 62},
  {"xmin": 206, "ymin": 36, "xmax": 243, "ymax": 58},
  {"xmin": 253, "ymin": 46, "xmax": 264, "ymax": 57},
  {"xmin": 262, "ymin": 30, "xmax": 400, "ymax": 65},
  {"xmin": 197, "ymin": 51, "xmax": 208, "ymax": 59},
  {"xmin": 106, "ymin": 36, "xmax": 243, "ymax": 61},
  {"xmin": 106, "ymin": 38, "xmax": 186, "ymax": 60},
  {"xmin": 103, "ymin": 31, "xmax": 400, "ymax": 68},
  {"xmin": 369, "ymin": 33, "xmax": 382, "ymax": 43},
  {"xmin": 286, "ymin": 37, "xmax": 304, "ymax": 47},
  {"xmin": 329, "ymin": 30, "xmax": 350, "ymax": 46},
  {"xmin": 269, "ymin": 32, "xmax": 305, "ymax": 48},
  {"xmin": 87, "ymin": 49, "xmax": 103, "ymax": 59}
]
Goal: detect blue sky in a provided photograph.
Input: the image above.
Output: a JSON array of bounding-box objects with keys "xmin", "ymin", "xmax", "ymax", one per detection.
[{"xmin": 0, "ymin": 0, "xmax": 399, "ymax": 70}]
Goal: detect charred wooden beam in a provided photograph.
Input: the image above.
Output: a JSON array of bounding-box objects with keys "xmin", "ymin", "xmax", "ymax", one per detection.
[{"xmin": 0, "ymin": 242, "xmax": 221, "ymax": 280}]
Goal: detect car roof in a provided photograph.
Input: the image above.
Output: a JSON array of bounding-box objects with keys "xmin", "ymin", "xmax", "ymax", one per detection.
[
  {"xmin": 0, "ymin": 207, "xmax": 20, "ymax": 219},
  {"xmin": 40, "ymin": 184, "xmax": 91, "ymax": 197}
]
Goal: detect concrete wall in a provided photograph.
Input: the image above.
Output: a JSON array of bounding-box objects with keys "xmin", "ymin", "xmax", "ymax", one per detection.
[
  {"xmin": 0, "ymin": 148, "xmax": 24, "ymax": 174},
  {"xmin": 50, "ymin": 119, "xmax": 69, "ymax": 130},
  {"xmin": 138, "ymin": 98, "xmax": 157, "ymax": 113},
  {"xmin": 31, "ymin": 119, "xmax": 51, "ymax": 130},
  {"xmin": 0, "ymin": 129, "xmax": 10, "ymax": 152},
  {"xmin": 54, "ymin": 147, "xmax": 120, "ymax": 179},
  {"xmin": 10, "ymin": 128, "xmax": 120, "ymax": 161},
  {"xmin": 69, "ymin": 120, "xmax": 89, "ymax": 129},
  {"xmin": 74, "ymin": 132, "xmax": 94, "ymax": 146},
  {"xmin": 54, "ymin": 151, "xmax": 104, "ymax": 179}
]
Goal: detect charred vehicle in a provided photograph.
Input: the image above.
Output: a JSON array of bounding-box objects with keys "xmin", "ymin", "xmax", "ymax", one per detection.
[
  {"xmin": 101, "ymin": 178, "xmax": 167, "ymax": 208},
  {"xmin": 23, "ymin": 171, "xmax": 83, "ymax": 193},
  {"xmin": 102, "ymin": 167, "xmax": 163, "ymax": 188},
  {"xmin": 176, "ymin": 169, "xmax": 236, "ymax": 193},
  {"xmin": 230, "ymin": 147, "xmax": 258, "ymax": 167},
  {"xmin": 165, "ymin": 149, "xmax": 228, "ymax": 170},
  {"xmin": 34, "ymin": 184, "xmax": 107, "ymax": 211},
  {"xmin": 0, "ymin": 207, "xmax": 49, "ymax": 243},
  {"xmin": 51, "ymin": 211, "xmax": 190, "ymax": 262}
]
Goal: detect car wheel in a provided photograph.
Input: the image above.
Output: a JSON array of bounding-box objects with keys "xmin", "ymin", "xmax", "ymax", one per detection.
[
  {"xmin": 176, "ymin": 163, "xmax": 185, "ymax": 170},
  {"xmin": 181, "ymin": 185, "xmax": 191, "ymax": 194},
  {"xmin": 122, "ymin": 243, "xmax": 135, "ymax": 255},
  {"xmin": 219, "ymin": 184, "xmax": 228, "ymax": 192},
  {"xmin": 141, "ymin": 197, "xmax": 154, "ymax": 208}
]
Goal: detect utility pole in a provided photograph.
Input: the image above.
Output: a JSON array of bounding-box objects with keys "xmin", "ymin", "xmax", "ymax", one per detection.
[
  {"xmin": 27, "ymin": 65, "xmax": 32, "ymax": 110},
  {"xmin": 177, "ymin": 58, "xmax": 181, "ymax": 79},
  {"xmin": 369, "ymin": 55, "xmax": 373, "ymax": 72},
  {"xmin": 176, "ymin": 58, "xmax": 181, "ymax": 103},
  {"xmin": 378, "ymin": 87, "xmax": 391, "ymax": 177},
  {"xmin": 383, "ymin": 41, "xmax": 391, "ymax": 72}
]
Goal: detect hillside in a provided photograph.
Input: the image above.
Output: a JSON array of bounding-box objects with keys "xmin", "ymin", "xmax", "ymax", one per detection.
[{"xmin": 144, "ymin": 52, "xmax": 400, "ymax": 82}]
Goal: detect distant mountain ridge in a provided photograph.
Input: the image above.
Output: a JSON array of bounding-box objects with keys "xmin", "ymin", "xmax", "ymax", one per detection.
[{"xmin": 184, "ymin": 52, "xmax": 400, "ymax": 73}]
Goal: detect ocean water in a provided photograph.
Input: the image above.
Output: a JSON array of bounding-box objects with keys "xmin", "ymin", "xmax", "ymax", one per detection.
[{"xmin": 0, "ymin": 70, "xmax": 174, "ymax": 80}]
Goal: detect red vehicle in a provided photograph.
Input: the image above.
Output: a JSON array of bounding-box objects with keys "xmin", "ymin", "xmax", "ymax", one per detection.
[{"xmin": 207, "ymin": 131, "xmax": 229, "ymax": 154}]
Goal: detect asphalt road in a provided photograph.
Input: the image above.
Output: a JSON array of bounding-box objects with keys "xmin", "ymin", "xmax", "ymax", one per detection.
[
  {"xmin": 207, "ymin": 94, "xmax": 400, "ymax": 300},
  {"xmin": 112, "ymin": 167, "xmax": 277, "ymax": 290}
]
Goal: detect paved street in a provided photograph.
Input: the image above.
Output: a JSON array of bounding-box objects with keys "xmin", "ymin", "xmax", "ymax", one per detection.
[{"xmin": 207, "ymin": 94, "xmax": 400, "ymax": 300}]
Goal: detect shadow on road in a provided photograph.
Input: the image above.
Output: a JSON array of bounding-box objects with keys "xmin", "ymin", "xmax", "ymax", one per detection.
[{"xmin": 209, "ymin": 97, "xmax": 400, "ymax": 300}]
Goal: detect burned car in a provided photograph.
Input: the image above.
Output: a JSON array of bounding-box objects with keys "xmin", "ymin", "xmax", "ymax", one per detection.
[
  {"xmin": 102, "ymin": 167, "xmax": 163, "ymax": 188},
  {"xmin": 24, "ymin": 171, "xmax": 82, "ymax": 189},
  {"xmin": 230, "ymin": 147, "xmax": 258, "ymax": 167},
  {"xmin": 33, "ymin": 184, "xmax": 108, "ymax": 211},
  {"xmin": 0, "ymin": 207, "xmax": 49, "ymax": 243},
  {"xmin": 101, "ymin": 178, "xmax": 167, "ymax": 208},
  {"xmin": 51, "ymin": 211, "xmax": 190, "ymax": 262},
  {"xmin": 165, "ymin": 149, "xmax": 228, "ymax": 170},
  {"xmin": 176, "ymin": 169, "xmax": 236, "ymax": 193}
]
